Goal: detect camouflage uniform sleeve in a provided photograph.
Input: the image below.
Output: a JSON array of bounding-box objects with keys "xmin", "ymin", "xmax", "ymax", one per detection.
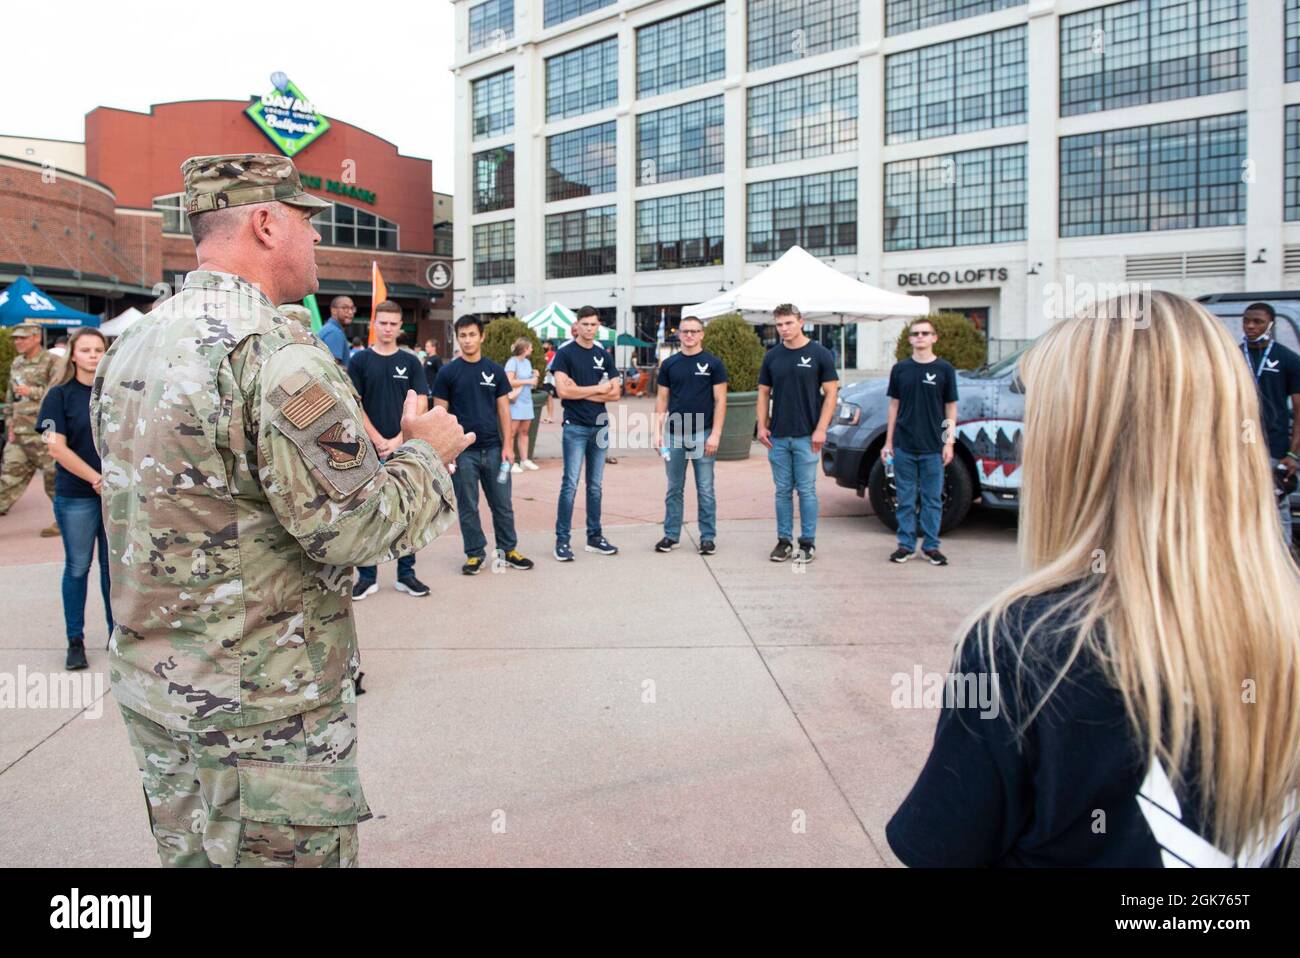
[
  {"xmin": 28, "ymin": 352, "xmax": 58, "ymax": 403},
  {"xmin": 252, "ymin": 341, "xmax": 457, "ymax": 567}
]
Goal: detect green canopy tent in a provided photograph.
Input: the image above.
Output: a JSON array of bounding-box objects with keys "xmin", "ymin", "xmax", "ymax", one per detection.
[{"xmin": 520, "ymin": 301, "xmax": 615, "ymax": 344}]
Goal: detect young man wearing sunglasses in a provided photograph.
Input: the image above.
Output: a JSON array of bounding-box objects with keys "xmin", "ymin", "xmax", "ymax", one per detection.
[{"xmin": 882, "ymin": 318, "xmax": 958, "ymax": 565}]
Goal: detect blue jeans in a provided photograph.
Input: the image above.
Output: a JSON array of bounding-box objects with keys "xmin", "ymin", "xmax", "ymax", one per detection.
[
  {"xmin": 555, "ymin": 423, "xmax": 607, "ymax": 543},
  {"xmin": 1273, "ymin": 457, "xmax": 1295, "ymax": 547},
  {"xmin": 451, "ymin": 444, "xmax": 518, "ymax": 558},
  {"xmin": 767, "ymin": 435, "xmax": 819, "ymax": 542},
  {"xmin": 356, "ymin": 553, "xmax": 414, "ymax": 584},
  {"xmin": 53, "ymin": 496, "xmax": 113, "ymax": 642},
  {"xmin": 664, "ymin": 431, "xmax": 716, "ymax": 541},
  {"xmin": 894, "ymin": 448, "xmax": 943, "ymax": 552}
]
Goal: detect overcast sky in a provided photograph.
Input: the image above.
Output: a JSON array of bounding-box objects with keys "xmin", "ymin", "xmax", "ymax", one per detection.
[{"xmin": 2, "ymin": 0, "xmax": 457, "ymax": 192}]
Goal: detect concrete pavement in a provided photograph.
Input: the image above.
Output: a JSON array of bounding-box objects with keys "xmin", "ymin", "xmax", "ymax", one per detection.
[{"xmin": 0, "ymin": 403, "xmax": 1021, "ymax": 866}]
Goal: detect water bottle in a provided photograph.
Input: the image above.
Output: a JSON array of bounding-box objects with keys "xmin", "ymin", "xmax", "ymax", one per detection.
[
  {"xmin": 659, "ymin": 445, "xmax": 671, "ymax": 462},
  {"xmin": 497, "ymin": 460, "xmax": 511, "ymax": 484},
  {"xmin": 884, "ymin": 453, "xmax": 894, "ymax": 479}
]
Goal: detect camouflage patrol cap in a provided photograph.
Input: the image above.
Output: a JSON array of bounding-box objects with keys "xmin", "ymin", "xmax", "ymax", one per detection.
[
  {"xmin": 181, "ymin": 154, "xmax": 332, "ymax": 216},
  {"xmin": 10, "ymin": 323, "xmax": 40, "ymax": 337}
]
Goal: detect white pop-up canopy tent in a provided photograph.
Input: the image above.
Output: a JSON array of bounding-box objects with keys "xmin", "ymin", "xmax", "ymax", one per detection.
[
  {"xmin": 683, "ymin": 246, "xmax": 931, "ymax": 369},
  {"xmin": 99, "ymin": 307, "xmax": 146, "ymax": 337}
]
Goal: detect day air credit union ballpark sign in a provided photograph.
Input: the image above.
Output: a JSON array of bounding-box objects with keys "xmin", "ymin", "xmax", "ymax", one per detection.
[{"xmin": 245, "ymin": 73, "xmax": 330, "ymax": 157}]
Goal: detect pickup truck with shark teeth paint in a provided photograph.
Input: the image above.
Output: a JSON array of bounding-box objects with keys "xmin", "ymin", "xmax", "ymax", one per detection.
[{"xmin": 821, "ymin": 293, "xmax": 1300, "ymax": 534}]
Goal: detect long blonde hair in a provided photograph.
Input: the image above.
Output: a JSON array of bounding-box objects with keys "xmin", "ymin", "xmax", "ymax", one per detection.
[{"xmin": 959, "ymin": 291, "xmax": 1300, "ymax": 858}]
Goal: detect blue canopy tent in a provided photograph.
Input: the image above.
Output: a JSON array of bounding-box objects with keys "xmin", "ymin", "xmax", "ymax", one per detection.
[{"xmin": 0, "ymin": 277, "xmax": 100, "ymax": 330}]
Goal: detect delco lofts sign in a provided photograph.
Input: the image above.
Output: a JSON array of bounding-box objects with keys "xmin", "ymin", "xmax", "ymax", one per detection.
[{"xmin": 897, "ymin": 267, "xmax": 1009, "ymax": 287}]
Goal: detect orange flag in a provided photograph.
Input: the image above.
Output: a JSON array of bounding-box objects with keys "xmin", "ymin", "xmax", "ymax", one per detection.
[{"xmin": 368, "ymin": 260, "xmax": 387, "ymax": 346}]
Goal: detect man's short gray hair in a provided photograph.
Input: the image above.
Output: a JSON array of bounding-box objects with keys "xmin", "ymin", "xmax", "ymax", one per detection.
[{"xmin": 189, "ymin": 201, "xmax": 284, "ymax": 247}]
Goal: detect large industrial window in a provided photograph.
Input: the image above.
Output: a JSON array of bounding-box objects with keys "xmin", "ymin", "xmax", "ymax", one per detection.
[
  {"xmin": 637, "ymin": 96, "xmax": 726, "ymax": 185},
  {"xmin": 638, "ymin": 4, "xmax": 726, "ymax": 98},
  {"xmin": 473, "ymin": 221, "xmax": 515, "ymax": 285},
  {"xmin": 1060, "ymin": 0, "xmax": 1246, "ymax": 117},
  {"xmin": 469, "ymin": 0, "xmax": 514, "ymax": 53},
  {"xmin": 747, "ymin": 64, "xmax": 858, "ymax": 167},
  {"xmin": 473, "ymin": 146, "xmax": 514, "ymax": 213},
  {"xmin": 546, "ymin": 38, "xmax": 619, "ymax": 121},
  {"xmin": 545, "ymin": 206, "xmax": 617, "ymax": 278},
  {"xmin": 885, "ymin": 25, "xmax": 1026, "ymax": 144},
  {"xmin": 747, "ymin": 0, "xmax": 858, "ymax": 71},
  {"xmin": 1059, "ymin": 112, "xmax": 1245, "ymax": 236},
  {"xmin": 636, "ymin": 189, "xmax": 725, "ymax": 270},
  {"xmin": 547, "ymin": 123, "xmax": 617, "ymax": 201},
  {"xmin": 884, "ymin": 144, "xmax": 1026, "ymax": 250},
  {"xmin": 747, "ymin": 168, "xmax": 857, "ymax": 261},
  {"xmin": 472, "ymin": 70, "xmax": 514, "ymax": 140}
]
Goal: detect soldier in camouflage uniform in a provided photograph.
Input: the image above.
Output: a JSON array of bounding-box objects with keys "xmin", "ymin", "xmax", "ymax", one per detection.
[
  {"xmin": 0, "ymin": 323, "xmax": 61, "ymax": 535},
  {"xmin": 91, "ymin": 154, "xmax": 475, "ymax": 868}
]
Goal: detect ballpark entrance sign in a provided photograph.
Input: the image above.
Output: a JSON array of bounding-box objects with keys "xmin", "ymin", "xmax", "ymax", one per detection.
[{"xmin": 246, "ymin": 74, "xmax": 331, "ymax": 157}]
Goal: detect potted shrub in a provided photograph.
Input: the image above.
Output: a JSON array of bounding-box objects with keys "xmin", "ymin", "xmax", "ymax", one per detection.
[
  {"xmin": 701, "ymin": 313, "xmax": 765, "ymax": 461},
  {"xmin": 480, "ymin": 317, "xmax": 548, "ymax": 459},
  {"xmin": 893, "ymin": 311, "xmax": 988, "ymax": 369}
]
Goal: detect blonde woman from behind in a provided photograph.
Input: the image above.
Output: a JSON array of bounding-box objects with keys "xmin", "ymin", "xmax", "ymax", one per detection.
[{"xmin": 887, "ymin": 291, "xmax": 1300, "ymax": 867}]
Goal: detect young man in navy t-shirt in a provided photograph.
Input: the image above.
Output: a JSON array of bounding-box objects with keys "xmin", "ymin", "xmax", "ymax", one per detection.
[
  {"xmin": 1240, "ymin": 302, "xmax": 1300, "ymax": 547},
  {"xmin": 884, "ymin": 317, "xmax": 959, "ymax": 566},
  {"xmin": 652, "ymin": 315, "xmax": 727, "ymax": 555},
  {"xmin": 549, "ymin": 306, "xmax": 621, "ymax": 561},
  {"xmin": 757, "ymin": 304, "xmax": 839, "ymax": 562},
  {"xmin": 432, "ymin": 316, "xmax": 533, "ymax": 575},
  {"xmin": 347, "ymin": 301, "xmax": 430, "ymax": 598}
]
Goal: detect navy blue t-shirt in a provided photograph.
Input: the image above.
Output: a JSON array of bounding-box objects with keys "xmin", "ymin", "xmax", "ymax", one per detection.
[
  {"xmin": 550, "ymin": 340, "xmax": 617, "ymax": 428},
  {"xmin": 887, "ymin": 583, "xmax": 1291, "ymax": 868},
  {"xmin": 657, "ymin": 350, "xmax": 728, "ymax": 438},
  {"xmin": 347, "ymin": 348, "xmax": 429, "ymax": 438},
  {"xmin": 1242, "ymin": 340, "xmax": 1300, "ymax": 458},
  {"xmin": 886, "ymin": 357, "xmax": 959, "ymax": 455},
  {"xmin": 432, "ymin": 356, "xmax": 509, "ymax": 449},
  {"xmin": 758, "ymin": 340, "xmax": 839, "ymax": 438},
  {"xmin": 37, "ymin": 379, "xmax": 100, "ymax": 498}
]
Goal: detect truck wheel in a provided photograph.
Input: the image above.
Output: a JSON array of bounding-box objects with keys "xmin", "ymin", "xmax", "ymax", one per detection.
[{"xmin": 867, "ymin": 458, "xmax": 975, "ymax": 534}]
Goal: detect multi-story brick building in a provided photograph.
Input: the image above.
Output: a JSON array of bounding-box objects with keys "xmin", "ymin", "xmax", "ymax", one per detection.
[{"xmin": 2, "ymin": 92, "xmax": 453, "ymax": 347}]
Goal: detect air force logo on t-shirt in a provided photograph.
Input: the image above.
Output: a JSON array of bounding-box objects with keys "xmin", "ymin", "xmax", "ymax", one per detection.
[
  {"xmin": 695, "ymin": 362, "xmax": 710, "ymax": 376},
  {"xmin": 480, "ymin": 370, "xmax": 496, "ymax": 388},
  {"xmin": 924, "ymin": 372, "xmax": 937, "ymax": 385},
  {"xmin": 593, "ymin": 355, "xmax": 606, "ymax": 371},
  {"xmin": 393, "ymin": 365, "xmax": 408, "ymax": 380},
  {"xmin": 798, "ymin": 356, "xmax": 812, "ymax": 368},
  {"xmin": 1263, "ymin": 358, "xmax": 1280, "ymax": 373}
]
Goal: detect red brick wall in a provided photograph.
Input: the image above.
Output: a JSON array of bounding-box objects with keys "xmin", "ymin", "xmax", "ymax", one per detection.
[
  {"xmin": 0, "ymin": 159, "xmax": 162, "ymax": 287},
  {"xmin": 86, "ymin": 101, "xmax": 434, "ymax": 252}
]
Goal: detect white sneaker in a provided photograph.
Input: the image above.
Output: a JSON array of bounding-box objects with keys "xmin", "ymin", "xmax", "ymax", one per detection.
[
  {"xmin": 521, "ymin": 459, "xmax": 539, "ymax": 471},
  {"xmin": 510, "ymin": 463, "xmax": 523, "ymax": 474}
]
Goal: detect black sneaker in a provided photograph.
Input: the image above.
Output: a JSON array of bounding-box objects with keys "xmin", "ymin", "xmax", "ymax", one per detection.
[
  {"xmin": 462, "ymin": 556, "xmax": 485, "ymax": 576},
  {"xmin": 889, "ymin": 548, "xmax": 913, "ymax": 563},
  {"xmin": 395, "ymin": 575, "xmax": 430, "ymax": 597},
  {"xmin": 923, "ymin": 549, "xmax": 948, "ymax": 566},
  {"xmin": 770, "ymin": 539, "xmax": 793, "ymax": 562},
  {"xmin": 65, "ymin": 639, "xmax": 88, "ymax": 671},
  {"xmin": 554, "ymin": 541, "xmax": 575, "ymax": 562},
  {"xmin": 655, "ymin": 537, "xmax": 679, "ymax": 553},
  {"xmin": 352, "ymin": 580, "xmax": 378, "ymax": 600},
  {"xmin": 795, "ymin": 540, "xmax": 816, "ymax": 562},
  {"xmin": 586, "ymin": 536, "xmax": 618, "ymax": 556},
  {"xmin": 698, "ymin": 539, "xmax": 716, "ymax": 556},
  {"xmin": 502, "ymin": 549, "xmax": 534, "ymax": 570}
]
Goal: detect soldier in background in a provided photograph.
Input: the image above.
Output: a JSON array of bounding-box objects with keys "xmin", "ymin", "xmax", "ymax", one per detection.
[
  {"xmin": 91, "ymin": 154, "xmax": 474, "ymax": 868},
  {"xmin": 0, "ymin": 323, "xmax": 61, "ymax": 536}
]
